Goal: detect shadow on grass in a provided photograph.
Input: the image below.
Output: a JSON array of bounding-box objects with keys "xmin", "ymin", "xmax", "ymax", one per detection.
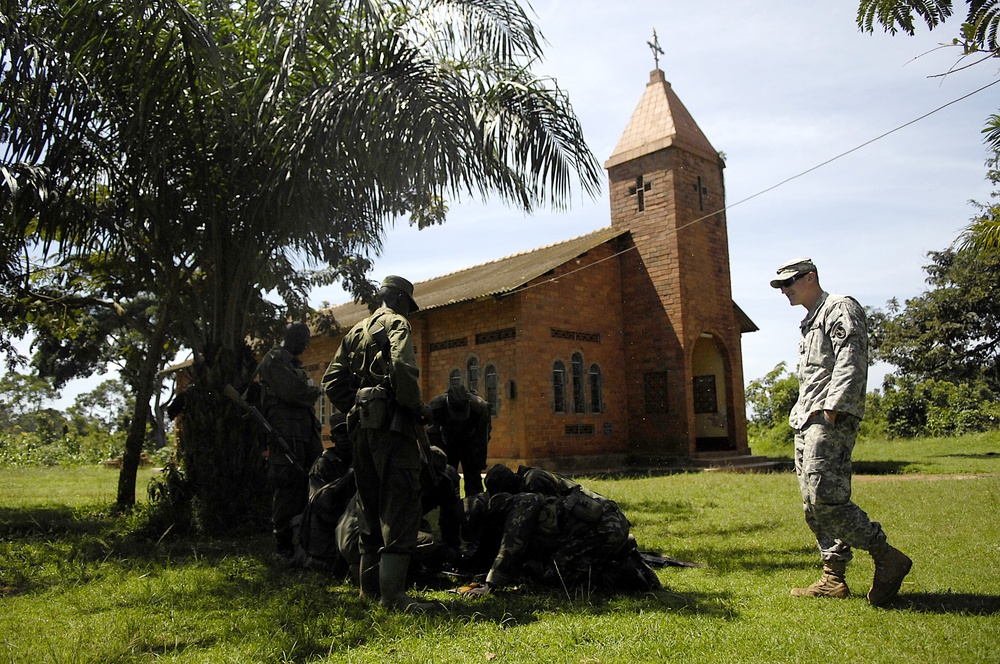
[
  {"xmin": 432, "ymin": 583, "xmax": 739, "ymax": 623},
  {"xmin": 889, "ymin": 591, "xmax": 1000, "ymax": 615},
  {"xmin": 852, "ymin": 460, "xmax": 915, "ymax": 475},
  {"xmin": 938, "ymin": 451, "xmax": 999, "ymax": 459}
]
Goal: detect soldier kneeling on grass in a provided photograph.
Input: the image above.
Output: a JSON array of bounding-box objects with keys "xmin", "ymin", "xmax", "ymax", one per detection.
[{"xmin": 453, "ymin": 482, "xmax": 660, "ymax": 597}]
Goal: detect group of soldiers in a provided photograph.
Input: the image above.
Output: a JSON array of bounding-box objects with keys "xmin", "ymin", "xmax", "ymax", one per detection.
[{"xmin": 253, "ymin": 276, "xmax": 660, "ymax": 611}]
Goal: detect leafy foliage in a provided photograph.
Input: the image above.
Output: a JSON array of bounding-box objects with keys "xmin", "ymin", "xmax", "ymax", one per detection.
[
  {"xmin": 855, "ymin": 2, "xmax": 1000, "ymax": 256},
  {"xmin": 1, "ymin": 0, "xmax": 601, "ymax": 520},
  {"xmin": 857, "ymin": 0, "xmax": 1000, "ymax": 55},
  {"xmin": 0, "ymin": 373, "xmax": 162, "ymax": 468},
  {"xmin": 879, "ymin": 374, "xmax": 1000, "ymax": 437},
  {"xmin": 869, "ymin": 247, "xmax": 1000, "ymax": 392},
  {"xmin": 744, "ymin": 362, "xmax": 798, "ymax": 453}
]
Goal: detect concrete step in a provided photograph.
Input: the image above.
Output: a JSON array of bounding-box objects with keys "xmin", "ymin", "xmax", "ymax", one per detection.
[{"xmin": 689, "ymin": 453, "xmax": 783, "ymax": 473}]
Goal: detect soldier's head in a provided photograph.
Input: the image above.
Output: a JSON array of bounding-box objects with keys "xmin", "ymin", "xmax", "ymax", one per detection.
[
  {"xmin": 770, "ymin": 257, "xmax": 822, "ymax": 310},
  {"xmin": 446, "ymin": 383, "xmax": 471, "ymax": 422},
  {"xmin": 485, "ymin": 464, "xmax": 524, "ymax": 495},
  {"xmin": 283, "ymin": 322, "xmax": 311, "ymax": 356},
  {"xmin": 329, "ymin": 412, "xmax": 353, "ymax": 465},
  {"xmin": 379, "ymin": 275, "xmax": 419, "ymax": 316}
]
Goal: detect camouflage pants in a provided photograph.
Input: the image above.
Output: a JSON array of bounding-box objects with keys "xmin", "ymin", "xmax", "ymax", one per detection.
[
  {"xmin": 794, "ymin": 413, "xmax": 887, "ymax": 563},
  {"xmin": 352, "ymin": 427, "xmax": 422, "ymax": 556}
]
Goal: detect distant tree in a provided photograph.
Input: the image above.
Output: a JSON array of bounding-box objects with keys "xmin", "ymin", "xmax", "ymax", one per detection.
[
  {"xmin": 744, "ymin": 362, "xmax": 799, "ymax": 452},
  {"xmin": 869, "ymin": 248, "xmax": 1000, "ymax": 392},
  {"xmin": 745, "ymin": 362, "xmax": 800, "ymax": 428},
  {"xmin": 0, "ymin": 371, "xmax": 60, "ymax": 432},
  {"xmin": 70, "ymin": 379, "xmax": 133, "ymax": 434}
]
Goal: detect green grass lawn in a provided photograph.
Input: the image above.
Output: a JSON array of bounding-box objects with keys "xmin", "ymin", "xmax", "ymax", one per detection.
[{"xmin": 1, "ymin": 437, "xmax": 998, "ymax": 663}]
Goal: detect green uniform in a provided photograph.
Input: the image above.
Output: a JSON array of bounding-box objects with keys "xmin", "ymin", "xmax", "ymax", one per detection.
[
  {"xmin": 483, "ymin": 491, "xmax": 632, "ymax": 589},
  {"xmin": 323, "ymin": 307, "xmax": 426, "ymax": 556},
  {"xmin": 427, "ymin": 392, "xmax": 492, "ymax": 496},
  {"xmin": 258, "ymin": 346, "xmax": 322, "ymax": 544}
]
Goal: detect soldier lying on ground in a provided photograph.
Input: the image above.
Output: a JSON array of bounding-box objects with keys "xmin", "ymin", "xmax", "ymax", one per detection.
[{"xmin": 453, "ymin": 474, "xmax": 661, "ymax": 597}]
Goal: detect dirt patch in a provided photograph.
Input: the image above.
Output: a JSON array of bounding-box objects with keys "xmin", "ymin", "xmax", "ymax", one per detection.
[{"xmin": 855, "ymin": 473, "xmax": 1000, "ymax": 482}]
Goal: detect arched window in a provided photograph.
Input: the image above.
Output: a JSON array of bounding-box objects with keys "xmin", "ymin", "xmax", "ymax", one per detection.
[
  {"xmin": 589, "ymin": 364, "xmax": 604, "ymax": 414},
  {"xmin": 448, "ymin": 369, "xmax": 462, "ymax": 389},
  {"xmin": 552, "ymin": 361, "xmax": 567, "ymax": 413},
  {"xmin": 571, "ymin": 352, "xmax": 585, "ymax": 414},
  {"xmin": 484, "ymin": 364, "xmax": 499, "ymax": 416},
  {"xmin": 315, "ymin": 391, "xmax": 327, "ymax": 426},
  {"xmin": 466, "ymin": 357, "xmax": 479, "ymax": 395}
]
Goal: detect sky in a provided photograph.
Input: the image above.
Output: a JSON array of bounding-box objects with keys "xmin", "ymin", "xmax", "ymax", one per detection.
[
  {"xmin": 29, "ymin": 0, "xmax": 1000, "ymax": 408},
  {"xmin": 308, "ymin": 0, "xmax": 1000, "ymax": 394}
]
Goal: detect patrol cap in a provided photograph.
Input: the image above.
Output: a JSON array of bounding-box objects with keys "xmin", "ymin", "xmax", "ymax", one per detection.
[
  {"xmin": 381, "ymin": 275, "xmax": 419, "ymax": 312},
  {"xmin": 446, "ymin": 383, "xmax": 471, "ymax": 421},
  {"xmin": 769, "ymin": 257, "xmax": 817, "ymax": 288}
]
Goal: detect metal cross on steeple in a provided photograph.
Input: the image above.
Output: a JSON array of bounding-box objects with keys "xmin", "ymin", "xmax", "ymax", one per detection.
[{"xmin": 647, "ymin": 29, "xmax": 664, "ymax": 69}]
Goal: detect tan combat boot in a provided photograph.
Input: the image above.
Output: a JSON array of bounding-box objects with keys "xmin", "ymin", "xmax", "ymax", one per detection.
[
  {"xmin": 868, "ymin": 544, "xmax": 912, "ymax": 607},
  {"xmin": 791, "ymin": 560, "xmax": 849, "ymax": 598}
]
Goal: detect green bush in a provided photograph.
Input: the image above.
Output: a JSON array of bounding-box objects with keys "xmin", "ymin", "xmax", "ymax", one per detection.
[
  {"xmin": 880, "ymin": 375, "xmax": 1000, "ymax": 438},
  {"xmin": 0, "ymin": 429, "xmax": 126, "ymax": 468}
]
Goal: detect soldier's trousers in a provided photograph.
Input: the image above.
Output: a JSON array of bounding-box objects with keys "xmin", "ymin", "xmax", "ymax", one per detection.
[
  {"xmin": 268, "ymin": 462, "xmax": 309, "ymax": 536},
  {"xmin": 352, "ymin": 427, "xmax": 422, "ymax": 556},
  {"xmin": 794, "ymin": 412, "xmax": 887, "ymax": 563}
]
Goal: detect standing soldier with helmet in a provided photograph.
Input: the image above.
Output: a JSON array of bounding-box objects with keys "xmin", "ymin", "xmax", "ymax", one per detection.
[
  {"xmin": 257, "ymin": 322, "xmax": 323, "ymax": 562},
  {"xmin": 323, "ymin": 276, "xmax": 438, "ymax": 612}
]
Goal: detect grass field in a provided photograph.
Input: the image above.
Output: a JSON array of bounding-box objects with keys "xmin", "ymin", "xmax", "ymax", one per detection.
[{"xmin": 1, "ymin": 436, "xmax": 998, "ymax": 663}]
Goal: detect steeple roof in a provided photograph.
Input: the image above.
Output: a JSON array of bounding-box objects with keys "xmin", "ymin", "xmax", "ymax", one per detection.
[{"xmin": 605, "ymin": 69, "xmax": 719, "ymax": 169}]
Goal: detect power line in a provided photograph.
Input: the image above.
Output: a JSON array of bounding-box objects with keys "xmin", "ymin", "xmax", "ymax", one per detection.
[{"xmin": 502, "ymin": 77, "xmax": 1000, "ymax": 297}]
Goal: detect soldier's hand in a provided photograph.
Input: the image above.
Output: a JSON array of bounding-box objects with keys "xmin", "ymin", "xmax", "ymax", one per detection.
[
  {"xmin": 417, "ymin": 403, "xmax": 433, "ymax": 425},
  {"xmin": 453, "ymin": 581, "xmax": 491, "ymax": 597}
]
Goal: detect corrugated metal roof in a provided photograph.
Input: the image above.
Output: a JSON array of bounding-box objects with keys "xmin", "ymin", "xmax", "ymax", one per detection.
[
  {"xmin": 322, "ymin": 227, "xmax": 628, "ymax": 331},
  {"xmin": 320, "ymin": 225, "xmax": 759, "ymax": 335}
]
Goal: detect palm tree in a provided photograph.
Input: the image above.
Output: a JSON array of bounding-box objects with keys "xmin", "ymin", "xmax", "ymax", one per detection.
[{"xmin": 1, "ymin": 0, "xmax": 601, "ymax": 522}]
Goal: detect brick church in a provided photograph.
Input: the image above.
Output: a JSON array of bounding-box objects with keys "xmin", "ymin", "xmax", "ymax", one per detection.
[{"xmin": 299, "ymin": 67, "xmax": 759, "ymax": 472}]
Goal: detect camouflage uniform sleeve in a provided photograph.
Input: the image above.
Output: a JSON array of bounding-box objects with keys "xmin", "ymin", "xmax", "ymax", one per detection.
[
  {"xmin": 485, "ymin": 493, "xmax": 546, "ymax": 587},
  {"xmin": 260, "ymin": 348, "xmax": 320, "ymax": 408},
  {"xmin": 384, "ymin": 313, "xmax": 423, "ymax": 413},
  {"xmin": 823, "ymin": 298, "xmax": 869, "ymax": 416},
  {"xmin": 323, "ymin": 329, "xmax": 360, "ymax": 414}
]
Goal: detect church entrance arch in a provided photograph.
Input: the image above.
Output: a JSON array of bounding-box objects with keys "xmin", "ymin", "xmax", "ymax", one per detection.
[{"xmin": 692, "ymin": 334, "xmax": 734, "ymax": 451}]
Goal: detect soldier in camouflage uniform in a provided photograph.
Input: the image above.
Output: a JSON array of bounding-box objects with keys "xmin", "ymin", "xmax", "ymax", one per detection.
[
  {"xmin": 456, "ymin": 489, "xmax": 634, "ymax": 596},
  {"xmin": 322, "ymin": 276, "xmax": 437, "ymax": 612},
  {"xmin": 257, "ymin": 322, "xmax": 323, "ymax": 562},
  {"xmin": 456, "ymin": 464, "xmax": 659, "ymax": 596},
  {"xmin": 772, "ymin": 257, "xmax": 912, "ymax": 606},
  {"xmin": 427, "ymin": 383, "xmax": 492, "ymax": 496}
]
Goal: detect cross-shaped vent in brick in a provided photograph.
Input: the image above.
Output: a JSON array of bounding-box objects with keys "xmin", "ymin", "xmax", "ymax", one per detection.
[
  {"xmin": 694, "ymin": 175, "xmax": 708, "ymax": 212},
  {"xmin": 629, "ymin": 175, "xmax": 652, "ymax": 212}
]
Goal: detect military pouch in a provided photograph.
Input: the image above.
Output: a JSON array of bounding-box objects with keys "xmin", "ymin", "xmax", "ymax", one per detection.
[
  {"xmin": 355, "ymin": 386, "xmax": 389, "ymax": 429},
  {"xmin": 564, "ymin": 486, "xmax": 603, "ymax": 523}
]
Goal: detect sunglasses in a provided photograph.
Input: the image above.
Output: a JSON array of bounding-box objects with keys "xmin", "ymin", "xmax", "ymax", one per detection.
[{"xmin": 777, "ymin": 272, "xmax": 808, "ymax": 289}]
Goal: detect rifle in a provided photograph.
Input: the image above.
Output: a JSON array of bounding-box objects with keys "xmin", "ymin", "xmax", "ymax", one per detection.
[{"xmin": 223, "ymin": 384, "xmax": 306, "ymax": 474}]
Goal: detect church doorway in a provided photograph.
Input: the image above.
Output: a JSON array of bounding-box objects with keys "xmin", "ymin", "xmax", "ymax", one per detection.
[{"xmin": 692, "ymin": 334, "xmax": 735, "ymax": 452}]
